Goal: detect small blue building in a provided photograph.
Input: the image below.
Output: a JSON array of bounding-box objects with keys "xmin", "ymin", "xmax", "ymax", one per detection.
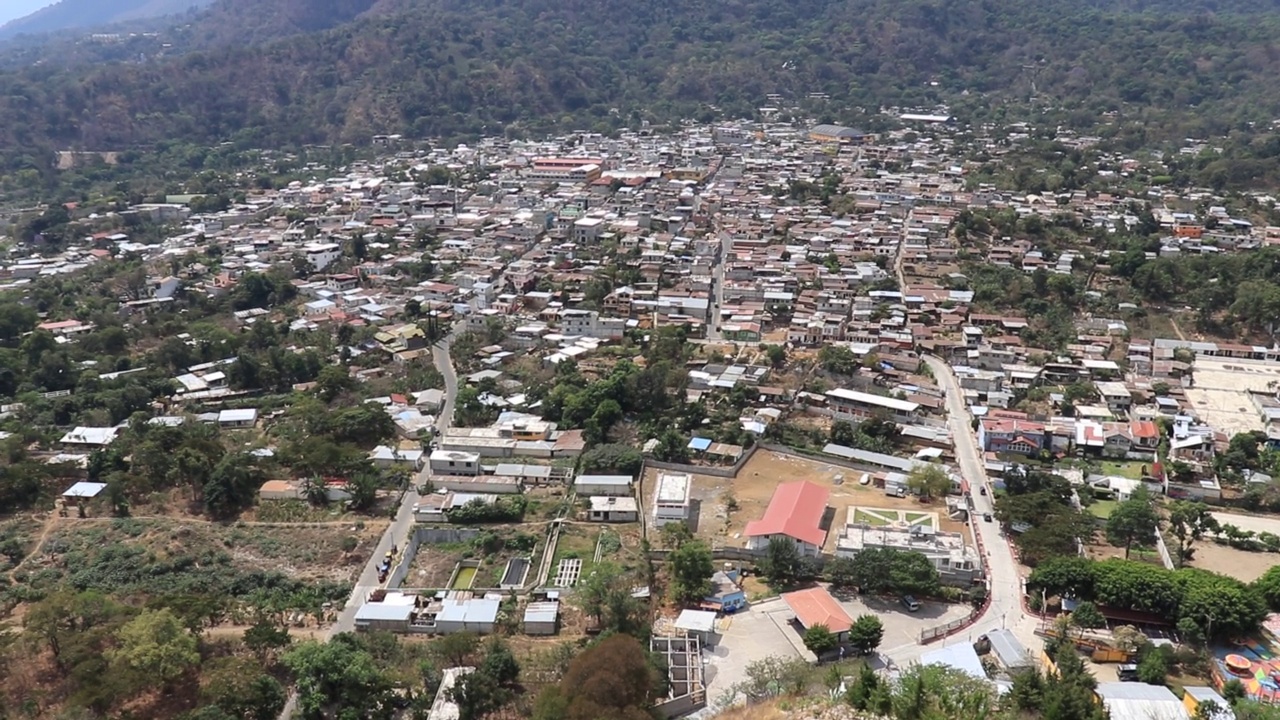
[{"xmin": 705, "ymin": 569, "xmax": 747, "ymax": 613}]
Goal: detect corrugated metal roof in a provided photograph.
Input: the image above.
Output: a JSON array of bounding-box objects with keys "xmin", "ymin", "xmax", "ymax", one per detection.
[
  {"xmin": 985, "ymin": 628, "xmax": 1031, "ymax": 668},
  {"xmin": 523, "ymin": 601, "xmax": 559, "ymax": 624},
  {"xmin": 1096, "ymin": 683, "xmax": 1186, "ymax": 720}
]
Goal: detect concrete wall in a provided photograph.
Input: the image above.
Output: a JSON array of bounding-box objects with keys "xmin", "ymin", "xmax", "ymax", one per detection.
[
  {"xmin": 644, "ymin": 442, "xmax": 759, "ymax": 479},
  {"xmin": 389, "ymin": 527, "xmax": 482, "ymax": 589}
]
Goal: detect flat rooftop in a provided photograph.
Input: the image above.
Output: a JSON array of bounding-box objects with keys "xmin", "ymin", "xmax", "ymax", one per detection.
[{"xmin": 656, "ymin": 472, "xmax": 691, "ymax": 503}]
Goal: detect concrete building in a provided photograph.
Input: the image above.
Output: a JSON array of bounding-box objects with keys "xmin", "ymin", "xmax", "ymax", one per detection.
[
  {"xmin": 303, "ymin": 242, "xmax": 342, "ymax": 271},
  {"xmin": 674, "ymin": 609, "xmax": 719, "ymax": 648},
  {"xmin": 826, "ymin": 388, "xmax": 920, "ymax": 424},
  {"xmin": 217, "ymin": 408, "xmax": 258, "ymax": 428},
  {"xmin": 353, "ymin": 593, "xmax": 416, "ymax": 633},
  {"xmin": 522, "ymin": 600, "xmax": 560, "ymax": 636},
  {"xmin": 836, "ymin": 522, "xmax": 980, "ymax": 586},
  {"xmin": 1094, "ymin": 682, "xmax": 1189, "ymax": 720},
  {"xmin": 650, "ymin": 635, "xmax": 706, "ymax": 718},
  {"xmin": 430, "ymin": 450, "xmax": 481, "ymax": 475},
  {"xmin": 435, "ymin": 597, "xmax": 500, "ymax": 634},
  {"xmin": 705, "ymin": 568, "xmax": 747, "ymax": 612},
  {"xmin": 574, "ymin": 474, "xmax": 633, "ymax": 497},
  {"xmin": 652, "ymin": 472, "xmax": 692, "ymax": 527},
  {"xmin": 589, "ymin": 495, "xmax": 639, "ymax": 523}
]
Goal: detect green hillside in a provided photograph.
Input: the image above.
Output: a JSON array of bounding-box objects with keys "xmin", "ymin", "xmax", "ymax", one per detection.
[{"xmin": 0, "ymin": 0, "xmax": 1278, "ymax": 151}]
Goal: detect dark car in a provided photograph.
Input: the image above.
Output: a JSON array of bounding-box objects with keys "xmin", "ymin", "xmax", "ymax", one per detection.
[
  {"xmin": 901, "ymin": 595, "xmax": 921, "ymax": 612},
  {"xmin": 983, "ymin": 513, "xmax": 993, "ymax": 522}
]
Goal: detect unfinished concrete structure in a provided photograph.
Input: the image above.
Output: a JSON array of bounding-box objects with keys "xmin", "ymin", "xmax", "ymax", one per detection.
[{"xmin": 650, "ymin": 635, "xmax": 706, "ymax": 717}]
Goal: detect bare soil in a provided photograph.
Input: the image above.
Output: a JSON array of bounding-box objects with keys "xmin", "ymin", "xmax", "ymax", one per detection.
[
  {"xmin": 664, "ymin": 449, "xmax": 970, "ymax": 552},
  {"xmin": 1186, "ymin": 541, "xmax": 1276, "ymax": 583}
]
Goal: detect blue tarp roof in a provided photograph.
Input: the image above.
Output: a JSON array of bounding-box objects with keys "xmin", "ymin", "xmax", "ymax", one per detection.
[{"xmin": 688, "ymin": 437, "xmax": 713, "ymax": 451}]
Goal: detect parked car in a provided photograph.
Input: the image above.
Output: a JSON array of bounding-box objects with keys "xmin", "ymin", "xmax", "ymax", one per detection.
[
  {"xmin": 983, "ymin": 513, "xmax": 993, "ymax": 522},
  {"xmin": 1118, "ymin": 664, "xmax": 1139, "ymax": 681},
  {"xmin": 901, "ymin": 595, "xmax": 921, "ymax": 612}
]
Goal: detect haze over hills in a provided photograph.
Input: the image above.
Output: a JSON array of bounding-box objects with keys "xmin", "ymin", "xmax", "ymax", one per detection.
[
  {"xmin": 0, "ymin": 1, "xmax": 55, "ymax": 27},
  {"xmin": 0, "ymin": 0, "xmax": 212, "ymax": 40},
  {"xmin": 0, "ymin": 0, "xmax": 1277, "ymax": 159}
]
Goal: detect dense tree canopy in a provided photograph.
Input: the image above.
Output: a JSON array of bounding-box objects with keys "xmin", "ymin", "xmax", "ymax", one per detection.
[
  {"xmin": 0, "ymin": 0, "xmax": 1277, "ymax": 162},
  {"xmin": 533, "ymin": 634, "xmax": 662, "ymax": 720}
]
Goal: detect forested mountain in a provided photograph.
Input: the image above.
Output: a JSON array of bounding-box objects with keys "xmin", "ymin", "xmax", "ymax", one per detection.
[
  {"xmin": 0, "ymin": 0, "xmax": 1279, "ymax": 153},
  {"xmin": 0, "ymin": 0, "xmax": 212, "ymax": 40}
]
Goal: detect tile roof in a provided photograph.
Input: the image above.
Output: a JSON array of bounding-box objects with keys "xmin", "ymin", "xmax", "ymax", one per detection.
[
  {"xmin": 744, "ymin": 481, "xmax": 830, "ymax": 547},
  {"xmin": 782, "ymin": 587, "xmax": 852, "ymax": 634}
]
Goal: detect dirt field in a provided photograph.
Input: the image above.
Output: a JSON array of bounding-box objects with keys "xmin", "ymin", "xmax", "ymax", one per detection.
[
  {"xmin": 406, "ymin": 541, "xmax": 473, "ymax": 588},
  {"xmin": 1186, "ymin": 541, "xmax": 1276, "ymax": 583},
  {"xmin": 405, "ymin": 526, "xmax": 546, "ymax": 589},
  {"xmin": 649, "ymin": 449, "xmax": 970, "ymax": 553},
  {"xmin": 1185, "ymin": 357, "xmax": 1280, "ymax": 436},
  {"xmin": 9, "ymin": 516, "xmax": 387, "ymax": 591},
  {"xmin": 1083, "ymin": 541, "xmax": 1165, "ymax": 567}
]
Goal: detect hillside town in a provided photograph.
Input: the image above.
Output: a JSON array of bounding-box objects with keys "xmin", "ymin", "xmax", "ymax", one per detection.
[{"xmin": 6, "ymin": 115, "xmax": 1280, "ymax": 720}]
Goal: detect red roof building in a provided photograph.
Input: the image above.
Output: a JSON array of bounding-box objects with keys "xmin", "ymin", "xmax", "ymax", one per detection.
[
  {"xmin": 745, "ymin": 481, "xmax": 830, "ymax": 555},
  {"xmin": 781, "ymin": 586, "xmax": 853, "ymax": 634}
]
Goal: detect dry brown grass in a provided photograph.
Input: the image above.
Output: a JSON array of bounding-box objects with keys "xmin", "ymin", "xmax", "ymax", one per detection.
[{"xmin": 711, "ymin": 700, "xmax": 792, "ymax": 720}]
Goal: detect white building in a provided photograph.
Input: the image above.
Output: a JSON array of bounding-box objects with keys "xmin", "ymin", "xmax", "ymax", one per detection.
[
  {"xmin": 59, "ymin": 426, "xmax": 120, "ymax": 449},
  {"xmin": 573, "ymin": 217, "xmax": 605, "ymax": 243},
  {"xmin": 429, "ymin": 450, "xmax": 481, "ymax": 475},
  {"xmin": 522, "ymin": 601, "xmax": 560, "ymax": 636},
  {"xmin": 589, "ymin": 496, "xmax": 639, "ymax": 523},
  {"xmin": 836, "ymin": 523, "xmax": 980, "ymax": 586},
  {"xmin": 435, "ymin": 597, "xmax": 500, "ymax": 634},
  {"xmin": 217, "ymin": 408, "xmax": 258, "ymax": 428},
  {"xmin": 652, "ymin": 472, "xmax": 691, "ymax": 527},
  {"xmin": 303, "ymin": 242, "xmax": 342, "ymax": 271},
  {"xmin": 369, "ymin": 446, "xmax": 425, "ymax": 470},
  {"xmin": 574, "ymin": 474, "xmax": 633, "ymax": 497},
  {"xmin": 826, "ymin": 388, "xmax": 920, "ymax": 424}
]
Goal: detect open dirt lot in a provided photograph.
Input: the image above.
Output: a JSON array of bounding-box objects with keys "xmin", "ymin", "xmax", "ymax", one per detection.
[
  {"xmin": 1209, "ymin": 511, "xmax": 1280, "ymax": 537},
  {"xmin": 10, "ymin": 516, "xmax": 387, "ymax": 592},
  {"xmin": 406, "ymin": 526, "xmax": 546, "ymax": 589},
  {"xmin": 1185, "ymin": 357, "xmax": 1280, "ymax": 436},
  {"xmin": 648, "ymin": 449, "xmax": 969, "ymax": 552},
  {"xmin": 1186, "ymin": 541, "xmax": 1276, "ymax": 583}
]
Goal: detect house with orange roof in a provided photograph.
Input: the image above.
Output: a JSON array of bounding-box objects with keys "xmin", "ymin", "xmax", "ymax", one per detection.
[
  {"xmin": 781, "ymin": 586, "xmax": 853, "ymax": 638},
  {"xmin": 745, "ymin": 481, "xmax": 830, "ymax": 557}
]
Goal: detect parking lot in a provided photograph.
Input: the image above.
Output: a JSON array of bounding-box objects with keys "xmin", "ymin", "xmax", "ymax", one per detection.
[
  {"xmin": 837, "ymin": 593, "xmax": 971, "ymax": 657},
  {"xmin": 700, "ymin": 590, "xmax": 973, "ymax": 706},
  {"xmin": 702, "ymin": 597, "xmax": 808, "ymax": 706}
]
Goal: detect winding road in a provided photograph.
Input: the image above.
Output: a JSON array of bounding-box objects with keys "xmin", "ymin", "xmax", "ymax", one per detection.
[{"xmin": 882, "ymin": 227, "xmax": 1039, "ymax": 660}]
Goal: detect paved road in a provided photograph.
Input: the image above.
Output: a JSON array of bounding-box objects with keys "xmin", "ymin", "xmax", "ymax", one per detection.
[
  {"xmin": 921, "ymin": 355, "xmax": 1041, "ymax": 652},
  {"xmin": 279, "ymin": 332, "xmax": 459, "ymax": 720},
  {"xmin": 704, "ymin": 156, "xmax": 729, "ymax": 341}
]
